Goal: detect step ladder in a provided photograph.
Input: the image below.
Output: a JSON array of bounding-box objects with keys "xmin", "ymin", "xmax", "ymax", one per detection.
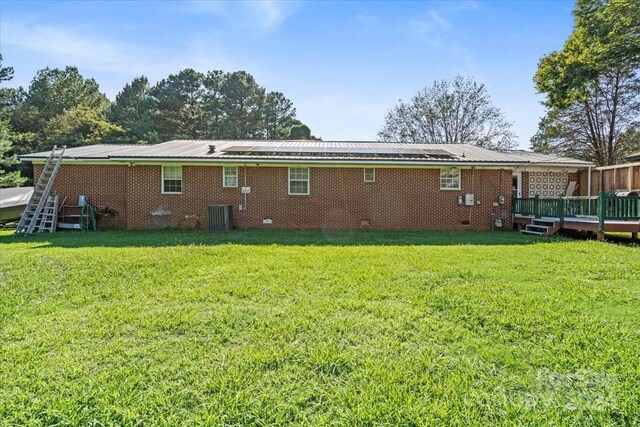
[
  {"xmin": 37, "ymin": 194, "xmax": 59, "ymax": 233},
  {"xmin": 14, "ymin": 145, "xmax": 66, "ymax": 236}
]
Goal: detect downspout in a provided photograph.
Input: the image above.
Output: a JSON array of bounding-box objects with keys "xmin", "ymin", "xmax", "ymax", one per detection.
[
  {"xmin": 587, "ymin": 166, "xmax": 592, "ymax": 197},
  {"xmin": 469, "ymin": 167, "xmax": 475, "ymax": 225},
  {"xmin": 243, "ymin": 164, "xmax": 248, "ymax": 211}
]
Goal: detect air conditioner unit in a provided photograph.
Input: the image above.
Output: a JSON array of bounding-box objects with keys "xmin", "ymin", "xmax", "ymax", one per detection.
[{"xmin": 207, "ymin": 204, "xmax": 233, "ymax": 232}]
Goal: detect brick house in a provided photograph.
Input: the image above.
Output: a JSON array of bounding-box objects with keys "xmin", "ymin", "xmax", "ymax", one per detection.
[{"xmin": 22, "ymin": 140, "xmax": 592, "ymax": 230}]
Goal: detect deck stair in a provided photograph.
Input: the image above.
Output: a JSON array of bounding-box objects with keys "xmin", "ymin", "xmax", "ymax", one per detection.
[
  {"xmin": 14, "ymin": 145, "xmax": 66, "ymax": 236},
  {"xmin": 521, "ymin": 218, "xmax": 560, "ymax": 236}
]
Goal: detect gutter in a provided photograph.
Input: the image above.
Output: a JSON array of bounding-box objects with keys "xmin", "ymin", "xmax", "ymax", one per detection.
[{"xmin": 20, "ymin": 155, "xmax": 594, "ymax": 169}]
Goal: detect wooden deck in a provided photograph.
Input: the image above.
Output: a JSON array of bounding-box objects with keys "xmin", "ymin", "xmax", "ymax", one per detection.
[
  {"xmin": 514, "ymin": 214, "xmax": 640, "ymax": 239},
  {"xmin": 513, "ymin": 193, "xmax": 640, "ymax": 240}
]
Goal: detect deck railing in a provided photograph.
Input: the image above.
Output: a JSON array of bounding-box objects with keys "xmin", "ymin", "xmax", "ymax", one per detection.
[
  {"xmin": 563, "ymin": 196, "xmax": 599, "ymax": 217},
  {"xmin": 513, "ymin": 192, "xmax": 640, "ymax": 231}
]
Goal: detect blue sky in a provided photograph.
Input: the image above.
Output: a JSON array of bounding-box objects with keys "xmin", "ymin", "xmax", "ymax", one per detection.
[{"xmin": 0, "ymin": 0, "xmax": 574, "ymax": 147}]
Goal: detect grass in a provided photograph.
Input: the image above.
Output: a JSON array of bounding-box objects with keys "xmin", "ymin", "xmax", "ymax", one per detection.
[{"xmin": 1, "ymin": 229, "xmax": 639, "ymax": 426}]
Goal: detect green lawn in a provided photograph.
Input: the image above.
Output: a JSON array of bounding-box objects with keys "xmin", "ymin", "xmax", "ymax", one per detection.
[{"xmin": 1, "ymin": 229, "xmax": 639, "ymax": 426}]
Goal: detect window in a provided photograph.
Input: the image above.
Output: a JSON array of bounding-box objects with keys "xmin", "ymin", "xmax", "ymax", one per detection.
[
  {"xmin": 162, "ymin": 165, "xmax": 182, "ymax": 194},
  {"xmin": 289, "ymin": 167, "xmax": 310, "ymax": 195},
  {"xmin": 223, "ymin": 166, "xmax": 238, "ymax": 187},
  {"xmin": 364, "ymin": 168, "xmax": 375, "ymax": 182},
  {"xmin": 440, "ymin": 168, "xmax": 460, "ymax": 190}
]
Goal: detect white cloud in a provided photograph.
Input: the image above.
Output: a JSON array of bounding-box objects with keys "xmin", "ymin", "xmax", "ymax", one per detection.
[
  {"xmin": 428, "ymin": 11, "xmax": 451, "ymax": 31},
  {"xmin": 0, "ymin": 20, "xmax": 236, "ymax": 96},
  {"xmin": 407, "ymin": 10, "xmax": 456, "ymax": 47},
  {"xmin": 1, "ymin": 22, "xmax": 135, "ymax": 74},
  {"xmin": 407, "ymin": 1, "xmax": 480, "ymax": 44},
  {"xmin": 190, "ymin": 0, "xmax": 299, "ymax": 34}
]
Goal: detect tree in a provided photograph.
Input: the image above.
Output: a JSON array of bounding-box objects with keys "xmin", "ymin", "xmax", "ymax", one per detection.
[
  {"xmin": 3, "ymin": 63, "xmax": 315, "ymax": 152},
  {"xmin": 378, "ymin": 75, "xmax": 517, "ymax": 150},
  {"xmin": 203, "ymin": 72, "xmax": 306, "ymax": 140},
  {"xmin": 150, "ymin": 69, "xmax": 206, "ymax": 141},
  {"xmin": 109, "ymin": 76, "xmax": 158, "ymax": 144},
  {"xmin": 0, "ymin": 54, "xmax": 13, "ymax": 82},
  {"xmin": 43, "ymin": 106, "xmax": 123, "ymax": 148},
  {"xmin": 9, "ymin": 66, "xmax": 114, "ymax": 153},
  {"xmin": 533, "ymin": 0, "xmax": 640, "ymax": 166},
  {"xmin": 0, "ymin": 55, "xmax": 28, "ymax": 186},
  {"xmin": 532, "ymin": 71, "xmax": 640, "ymax": 165},
  {"xmin": 19, "ymin": 67, "xmax": 110, "ymax": 120},
  {"xmin": 264, "ymin": 91, "xmax": 298, "ymax": 139},
  {"xmin": 202, "ymin": 70, "xmax": 226, "ymax": 139},
  {"xmin": 288, "ymin": 124, "xmax": 311, "ymax": 140},
  {"xmin": 0, "ymin": 121, "xmax": 26, "ymax": 188},
  {"xmin": 127, "ymin": 68, "xmax": 314, "ymax": 142},
  {"xmin": 218, "ymin": 71, "xmax": 265, "ymax": 139},
  {"xmin": 0, "ymin": 54, "xmax": 18, "ymax": 114}
]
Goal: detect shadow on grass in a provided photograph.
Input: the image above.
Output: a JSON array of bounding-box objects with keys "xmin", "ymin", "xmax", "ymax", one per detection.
[
  {"xmin": 557, "ymin": 229, "xmax": 640, "ymax": 247},
  {"xmin": 0, "ymin": 228, "xmax": 563, "ymax": 248}
]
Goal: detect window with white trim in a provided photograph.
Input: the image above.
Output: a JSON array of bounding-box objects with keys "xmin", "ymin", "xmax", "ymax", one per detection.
[
  {"xmin": 288, "ymin": 167, "xmax": 310, "ymax": 195},
  {"xmin": 223, "ymin": 166, "xmax": 238, "ymax": 187},
  {"xmin": 162, "ymin": 165, "xmax": 182, "ymax": 194},
  {"xmin": 364, "ymin": 168, "xmax": 375, "ymax": 182},
  {"xmin": 440, "ymin": 168, "xmax": 460, "ymax": 190}
]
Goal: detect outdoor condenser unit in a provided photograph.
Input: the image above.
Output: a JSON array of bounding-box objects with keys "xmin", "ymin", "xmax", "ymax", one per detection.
[{"xmin": 207, "ymin": 204, "xmax": 233, "ymax": 232}]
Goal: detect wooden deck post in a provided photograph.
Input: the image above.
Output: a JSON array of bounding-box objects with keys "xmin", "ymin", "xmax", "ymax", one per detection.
[
  {"xmin": 598, "ymin": 191, "xmax": 606, "ymax": 233},
  {"xmin": 534, "ymin": 195, "xmax": 540, "ymax": 219}
]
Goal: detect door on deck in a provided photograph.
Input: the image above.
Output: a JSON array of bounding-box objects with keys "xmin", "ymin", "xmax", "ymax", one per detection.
[{"xmin": 512, "ymin": 172, "xmax": 522, "ymax": 198}]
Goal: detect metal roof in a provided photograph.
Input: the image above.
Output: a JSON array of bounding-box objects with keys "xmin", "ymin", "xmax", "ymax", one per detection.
[
  {"xmin": 21, "ymin": 140, "xmax": 594, "ymax": 167},
  {"xmin": 504, "ymin": 150, "xmax": 593, "ymax": 166},
  {"xmin": 625, "ymin": 151, "xmax": 640, "ymax": 162}
]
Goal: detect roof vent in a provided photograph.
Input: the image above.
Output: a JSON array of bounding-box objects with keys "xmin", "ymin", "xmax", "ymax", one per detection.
[{"xmin": 208, "ymin": 144, "xmax": 216, "ymax": 153}]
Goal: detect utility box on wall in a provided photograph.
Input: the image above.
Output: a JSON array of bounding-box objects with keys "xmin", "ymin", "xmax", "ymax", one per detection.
[
  {"xmin": 207, "ymin": 204, "xmax": 233, "ymax": 232},
  {"xmin": 464, "ymin": 193, "xmax": 475, "ymax": 206}
]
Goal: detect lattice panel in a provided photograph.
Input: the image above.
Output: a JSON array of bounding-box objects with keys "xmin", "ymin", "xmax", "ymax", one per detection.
[{"xmin": 528, "ymin": 171, "xmax": 568, "ymax": 197}]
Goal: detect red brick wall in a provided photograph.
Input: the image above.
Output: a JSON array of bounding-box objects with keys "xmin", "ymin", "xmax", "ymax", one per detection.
[
  {"xmin": 34, "ymin": 164, "xmax": 128, "ymax": 228},
  {"xmin": 40, "ymin": 164, "xmax": 514, "ymax": 231},
  {"xmin": 522, "ymin": 172, "xmax": 529, "ymax": 198}
]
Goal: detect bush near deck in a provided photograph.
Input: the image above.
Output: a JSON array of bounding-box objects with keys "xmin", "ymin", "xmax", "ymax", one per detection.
[{"xmin": 1, "ymin": 230, "xmax": 639, "ymax": 426}]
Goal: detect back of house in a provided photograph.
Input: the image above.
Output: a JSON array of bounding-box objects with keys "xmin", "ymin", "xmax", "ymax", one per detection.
[{"xmin": 21, "ymin": 140, "xmax": 592, "ymax": 230}]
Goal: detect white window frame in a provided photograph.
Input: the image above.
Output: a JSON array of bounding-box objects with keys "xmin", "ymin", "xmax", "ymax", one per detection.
[
  {"xmin": 364, "ymin": 168, "xmax": 376, "ymax": 182},
  {"xmin": 288, "ymin": 167, "xmax": 310, "ymax": 195},
  {"xmin": 440, "ymin": 168, "xmax": 461, "ymax": 190},
  {"xmin": 223, "ymin": 166, "xmax": 238, "ymax": 188},
  {"xmin": 162, "ymin": 165, "xmax": 183, "ymax": 194}
]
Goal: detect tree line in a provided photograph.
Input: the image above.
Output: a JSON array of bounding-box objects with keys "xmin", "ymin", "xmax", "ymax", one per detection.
[{"xmin": 0, "ymin": 60, "xmax": 316, "ymax": 187}]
